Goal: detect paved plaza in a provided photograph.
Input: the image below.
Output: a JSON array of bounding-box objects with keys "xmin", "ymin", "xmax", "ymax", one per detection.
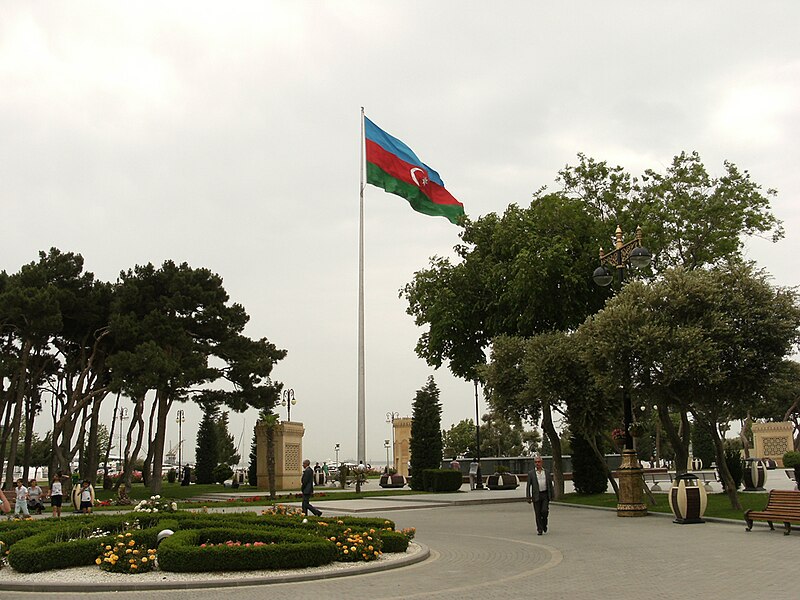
[{"xmin": 3, "ymin": 470, "xmax": 797, "ymax": 600}]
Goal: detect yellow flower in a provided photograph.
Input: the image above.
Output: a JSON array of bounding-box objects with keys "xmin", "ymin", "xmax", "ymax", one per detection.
[
  {"xmin": 126, "ymin": 549, "xmax": 132, "ymax": 554},
  {"xmin": 142, "ymin": 557, "xmax": 148, "ymax": 563},
  {"xmin": 95, "ymin": 558, "xmax": 102, "ymax": 565},
  {"xmin": 129, "ymin": 540, "xmax": 135, "ymax": 546},
  {"xmin": 105, "ymin": 545, "xmax": 111, "ymax": 550}
]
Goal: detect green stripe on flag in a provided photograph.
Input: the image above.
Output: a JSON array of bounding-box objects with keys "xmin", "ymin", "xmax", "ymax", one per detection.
[{"xmin": 366, "ymin": 163, "xmax": 464, "ymax": 225}]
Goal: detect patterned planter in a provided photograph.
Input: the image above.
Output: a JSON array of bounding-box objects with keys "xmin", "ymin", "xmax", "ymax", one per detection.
[
  {"xmin": 486, "ymin": 473, "xmax": 519, "ymax": 490},
  {"xmin": 379, "ymin": 474, "xmax": 406, "ymax": 488},
  {"xmin": 669, "ymin": 473, "xmax": 707, "ymax": 524},
  {"xmin": 742, "ymin": 459, "xmax": 766, "ymax": 491}
]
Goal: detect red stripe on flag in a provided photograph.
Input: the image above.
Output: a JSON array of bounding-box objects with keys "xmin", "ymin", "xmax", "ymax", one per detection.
[{"xmin": 366, "ymin": 139, "xmax": 463, "ymax": 208}]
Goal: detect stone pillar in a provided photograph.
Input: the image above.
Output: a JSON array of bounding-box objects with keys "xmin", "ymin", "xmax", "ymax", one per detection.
[
  {"xmin": 393, "ymin": 417, "xmax": 412, "ymax": 477},
  {"xmin": 752, "ymin": 421, "xmax": 794, "ymax": 466},
  {"xmin": 255, "ymin": 421, "xmax": 305, "ymax": 491}
]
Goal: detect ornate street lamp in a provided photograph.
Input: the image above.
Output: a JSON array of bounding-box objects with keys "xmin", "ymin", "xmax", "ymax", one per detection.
[
  {"xmin": 384, "ymin": 439, "xmax": 391, "ymax": 470},
  {"xmin": 281, "ymin": 389, "xmax": 297, "ymax": 422},
  {"xmin": 176, "ymin": 409, "xmax": 185, "ymax": 472},
  {"xmin": 334, "ymin": 443, "xmax": 340, "ymax": 466},
  {"xmin": 593, "ymin": 224, "xmax": 652, "ymax": 517},
  {"xmin": 118, "ymin": 407, "xmax": 129, "ymax": 471}
]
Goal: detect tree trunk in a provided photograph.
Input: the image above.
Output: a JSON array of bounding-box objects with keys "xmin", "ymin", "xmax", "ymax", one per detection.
[
  {"xmin": 4, "ymin": 339, "xmax": 32, "ymax": 486},
  {"xmin": 541, "ymin": 402, "xmax": 563, "ymax": 499},
  {"xmin": 705, "ymin": 417, "xmax": 742, "ymax": 510},
  {"xmin": 739, "ymin": 416, "xmax": 752, "ymax": 459},
  {"xmin": 658, "ymin": 403, "xmax": 690, "ymax": 474},
  {"xmin": 588, "ymin": 435, "xmax": 619, "ymax": 497},
  {"xmin": 149, "ymin": 389, "xmax": 173, "ymax": 496}
]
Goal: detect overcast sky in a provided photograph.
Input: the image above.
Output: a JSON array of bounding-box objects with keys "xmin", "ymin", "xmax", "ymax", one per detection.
[{"xmin": 3, "ymin": 2, "xmax": 799, "ymax": 466}]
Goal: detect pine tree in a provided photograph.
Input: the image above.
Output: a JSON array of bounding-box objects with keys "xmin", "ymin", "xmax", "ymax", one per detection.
[
  {"xmin": 195, "ymin": 406, "xmax": 219, "ymax": 484},
  {"xmin": 410, "ymin": 376, "xmax": 443, "ymax": 490}
]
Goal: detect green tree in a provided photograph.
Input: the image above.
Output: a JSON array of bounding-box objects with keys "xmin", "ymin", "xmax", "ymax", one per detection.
[
  {"xmin": 409, "ymin": 376, "xmax": 443, "ymax": 490},
  {"xmin": 478, "ymin": 411, "xmax": 528, "ymax": 457},
  {"xmin": 570, "ymin": 433, "xmax": 608, "ymax": 495},
  {"xmin": 109, "ymin": 260, "xmax": 285, "ymax": 494},
  {"xmin": 195, "ymin": 405, "xmax": 219, "ymax": 485},
  {"xmin": 247, "ymin": 428, "xmax": 258, "ymax": 487},
  {"xmin": 442, "ymin": 419, "xmax": 476, "ymax": 459},
  {"xmin": 215, "ymin": 411, "xmax": 240, "ymax": 468},
  {"xmin": 691, "ymin": 420, "xmax": 715, "ymax": 470},
  {"xmin": 577, "ymin": 264, "xmax": 800, "ymax": 509}
]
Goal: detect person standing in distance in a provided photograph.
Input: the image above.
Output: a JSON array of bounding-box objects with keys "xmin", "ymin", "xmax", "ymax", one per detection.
[
  {"xmin": 526, "ymin": 454, "xmax": 554, "ymax": 535},
  {"xmin": 301, "ymin": 459, "xmax": 323, "ymax": 517}
]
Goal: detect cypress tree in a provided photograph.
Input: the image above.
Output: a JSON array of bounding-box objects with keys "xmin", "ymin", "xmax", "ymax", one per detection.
[
  {"xmin": 195, "ymin": 406, "xmax": 219, "ymax": 484},
  {"xmin": 409, "ymin": 376, "xmax": 443, "ymax": 490},
  {"xmin": 571, "ymin": 433, "xmax": 608, "ymax": 494},
  {"xmin": 247, "ymin": 428, "xmax": 258, "ymax": 487}
]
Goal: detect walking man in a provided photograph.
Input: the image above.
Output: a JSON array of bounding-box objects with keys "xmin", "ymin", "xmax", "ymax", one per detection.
[
  {"xmin": 301, "ymin": 459, "xmax": 322, "ymax": 517},
  {"xmin": 526, "ymin": 454, "xmax": 554, "ymax": 535}
]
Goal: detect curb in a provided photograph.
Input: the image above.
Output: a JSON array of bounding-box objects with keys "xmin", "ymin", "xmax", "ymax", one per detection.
[{"xmin": 2, "ymin": 542, "xmax": 431, "ymax": 593}]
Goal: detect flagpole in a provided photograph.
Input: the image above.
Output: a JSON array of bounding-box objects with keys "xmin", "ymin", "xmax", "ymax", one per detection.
[{"xmin": 357, "ymin": 107, "xmax": 366, "ymax": 465}]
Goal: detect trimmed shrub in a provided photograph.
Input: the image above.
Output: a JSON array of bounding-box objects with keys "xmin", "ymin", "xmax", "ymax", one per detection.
[
  {"xmin": 377, "ymin": 529, "xmax": 410, "ymax": 553},
  {"xmin": 783, "ymin": 451, "xmax": 800, "ymax": 469},
  {"xmin": 157, "ymin": 527, "xmax": 336, "ymax": 572},
  {"xmin": 167, "ymin": 468, "xmax": 177, "ymax": 484},
  {"xmin": 421, "ymin": 469, "xmax": 462, "ymax": 492}
]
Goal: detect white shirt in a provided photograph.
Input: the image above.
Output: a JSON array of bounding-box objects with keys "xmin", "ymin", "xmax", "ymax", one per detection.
[
  {"xmin": 536, "ymin": 468, "xmax": 548, "ymax": 492},
  {"xmin": 51, "ymin": 480, "xmax": 62, "ymax": 496}
]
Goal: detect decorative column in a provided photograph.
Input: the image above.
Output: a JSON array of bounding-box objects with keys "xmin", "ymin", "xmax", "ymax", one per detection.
[
  {"xmin": 751, "ymin": 421, "xmax": 794, "ymax": 466},
  {"xmin": 393, "ymin": 417, "xmax": 412, "ymax": 477},
  {"xmin": 255, "ymin": 421, "xmax": 305, "ymax": 491}
]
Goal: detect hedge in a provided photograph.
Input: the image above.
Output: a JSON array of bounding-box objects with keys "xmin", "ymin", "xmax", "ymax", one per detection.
[
  {"xmin": 421, "ymin": 469, "xmax": 462, "ymax": 492},
  {"xmin": 2, "ymin": 511, "xmax": 406, "ymax": 573},
  {"xmin": 157, "ymin": 527, "xmax": 336, "ymax": 572}
]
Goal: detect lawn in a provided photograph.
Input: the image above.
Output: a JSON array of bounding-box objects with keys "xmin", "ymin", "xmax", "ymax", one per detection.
[
  {"xmin": 557, "ymin": 491, "xmax": 769, "ymax": 521},
  {"xmin": 90, "ymin": 481, "xmax": 427, "ymax": 510}
]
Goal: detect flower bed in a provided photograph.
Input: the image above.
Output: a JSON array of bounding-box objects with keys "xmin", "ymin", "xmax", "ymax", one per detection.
[{"xmin": 0, "ymin": 511, "xmax": 414, "ymax": 575}]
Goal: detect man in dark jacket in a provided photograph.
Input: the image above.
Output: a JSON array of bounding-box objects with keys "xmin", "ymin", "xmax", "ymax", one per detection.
[
  {"xmin": 526, "ymin": 454, "xmax": 554, "ymax": 535},
  {"xmin": 301, "ymin": 459, "xmax": 322, "ymax": 516}
]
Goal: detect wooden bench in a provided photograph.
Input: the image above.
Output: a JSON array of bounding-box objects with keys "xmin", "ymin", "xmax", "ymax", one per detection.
[{"xmin": 744, "ymin": 490, "xmax": 800, "ymax": 535}]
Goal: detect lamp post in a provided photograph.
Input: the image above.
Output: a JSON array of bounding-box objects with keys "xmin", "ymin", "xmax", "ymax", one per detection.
[
  {"xmin": 281, "ymin": 389, "xmax": 297, "ymax": 422},
  {"xmin": 334, "ymin": 443, "xmax": 340, "ymax": 466},
  {"xmin": 473, "ymin": 380, "xmax": 484, "ymax": 490},
  {"xmin": 593, "ymin": 224, "xmax": 652, "ymax": 517},
  {"xmin": 386, "ymin": 412, "xmax": 399, "ymax": 471},
  {"xmin": 176, "ymin": 409, "xmax": 185, "ymax": 472},
  {"xmin": 384, "ymin": 439, "xmax": 391, "ymax": 470},
  {"xmin": 118, "ymin": 407, "xmax": 129, "ymax": 472}
]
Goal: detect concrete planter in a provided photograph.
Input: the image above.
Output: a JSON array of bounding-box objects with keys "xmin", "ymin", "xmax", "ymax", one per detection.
[
  {"xmin": 486, "ymin": 473, "xmax": 519, "ymax": 490},
  {"xmin": 379, "ymin": 474, "xmax": 406, "ymax": 488}
]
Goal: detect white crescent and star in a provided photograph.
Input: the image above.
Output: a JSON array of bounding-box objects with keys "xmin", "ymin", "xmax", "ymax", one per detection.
[{"xmin": 409, "ymin": 167, "xmax": 429, "ymax": 187}]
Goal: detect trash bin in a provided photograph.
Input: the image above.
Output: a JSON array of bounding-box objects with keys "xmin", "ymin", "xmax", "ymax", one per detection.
[
  {"xmin": 742, "ymin": 458, "xmax": 766, "ymax": 491},
  {"xmin": 669, "ymin": 473, "xmax": 707, "ymax": 524}
]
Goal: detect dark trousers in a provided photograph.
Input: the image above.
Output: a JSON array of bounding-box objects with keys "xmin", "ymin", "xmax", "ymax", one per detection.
[
  {"xmin": 302, "ymin": 493, "xmax": 321, "ymax": 516},
  {"xmin": 533, "ymin": 491, "xmax": 550, "ymax": 533}
]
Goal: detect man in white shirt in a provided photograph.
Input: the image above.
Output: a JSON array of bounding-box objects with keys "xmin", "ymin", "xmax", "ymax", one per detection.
[{"xmin": 526, "ymin": 455, "xmax": 554, "ymax": 535}]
